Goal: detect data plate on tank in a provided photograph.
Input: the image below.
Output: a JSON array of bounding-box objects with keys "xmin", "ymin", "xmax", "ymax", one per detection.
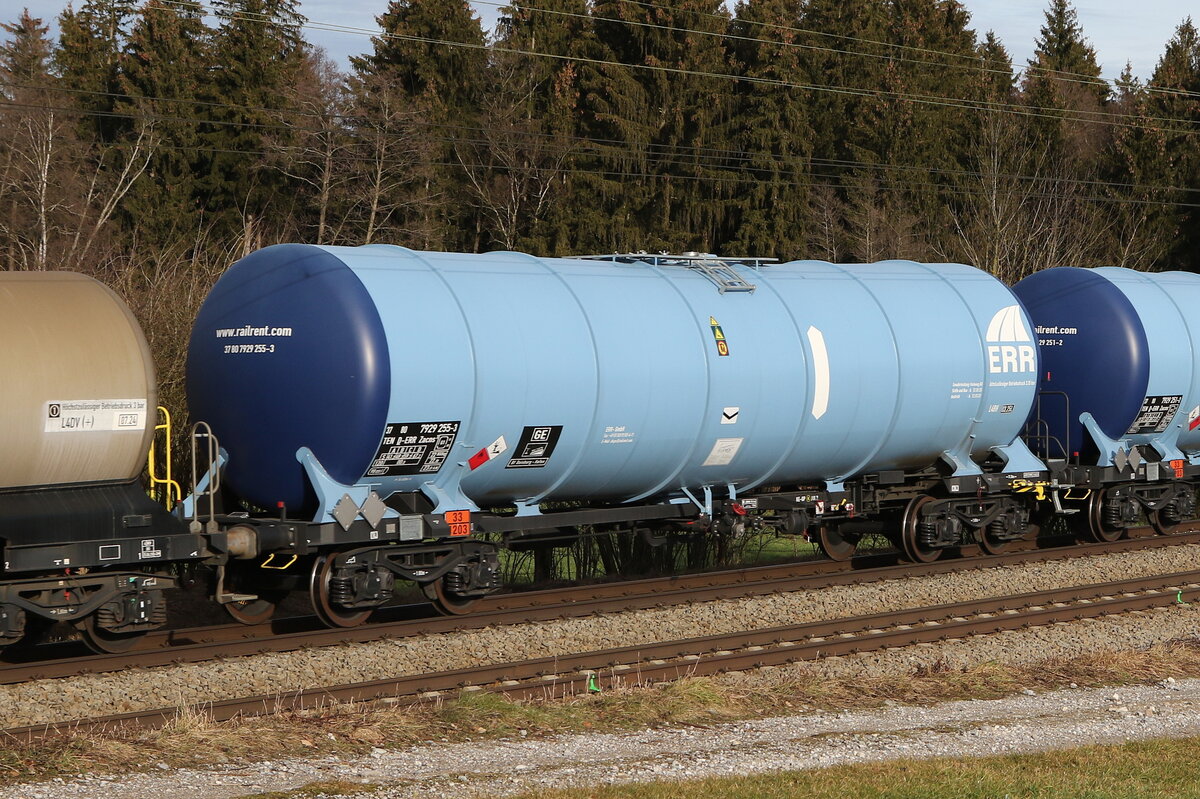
[
  {"xmin": 1126, "ymin": 395, "xmax": 1182, "ymax": 435},
  {"xmin": 44, "ymin": 399, "xmax": 147, "ymax": 433},
  {"xmin": 506, "ymin": 425, "xmax": 563, "ymax": 469},
  {"xmin": 366, "ymin": 421, "xmax": 460, "ymax": 476}
]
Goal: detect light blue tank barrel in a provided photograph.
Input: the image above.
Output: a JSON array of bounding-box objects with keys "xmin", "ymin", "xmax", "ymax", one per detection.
[
  {"xmin": 1013, "ymin": 267, "xmax": 1200, "ymax": 466},
  {"xmin": 186, "ymin": 245, "xmax": 1044, "ymax": 520}
]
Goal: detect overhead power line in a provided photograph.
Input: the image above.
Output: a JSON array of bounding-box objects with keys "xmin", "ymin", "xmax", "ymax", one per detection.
[
  {"xmin": 147, "ymin": 0, "xmax": 1200, "ymax": 133},
  {"xmin": 11, "ymin": 78, "xmax": 1200, "ymax": 197},
  {"xmin": 5, "ymin": 83, "xmax": 1200, "ymax": 203},
  {"xmin": 3, "ymin": 97, "xmax": 1199, "ymax": 210},
  {"xmin": 485, "ymin": 0, "xmax": 1200, "ymax": 102}
]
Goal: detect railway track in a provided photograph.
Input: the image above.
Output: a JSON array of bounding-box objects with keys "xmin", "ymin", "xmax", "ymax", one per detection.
[
  {"xmin": 8, "ymin": 565, "xmax": 1199, "ymax": 739},
  {"xmin": 3, "ymin": 528, "xmax": 1198, "ymax": 685}
]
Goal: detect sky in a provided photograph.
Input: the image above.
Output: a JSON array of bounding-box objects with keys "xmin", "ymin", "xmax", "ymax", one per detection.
[{"xmin": 6, "ymin": 0, "xmax": 1195, "ymax": 82}]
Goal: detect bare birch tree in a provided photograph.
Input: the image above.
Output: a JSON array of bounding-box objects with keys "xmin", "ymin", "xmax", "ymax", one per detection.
[{"xmin": 453, "ymin": 57, "xmax": 575, "ymax": 251}]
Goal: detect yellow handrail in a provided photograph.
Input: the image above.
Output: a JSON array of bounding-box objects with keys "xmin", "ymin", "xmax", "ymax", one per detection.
[{"xmin": 148, "ymin": 405, "xmax": 183, "ymax": 510}]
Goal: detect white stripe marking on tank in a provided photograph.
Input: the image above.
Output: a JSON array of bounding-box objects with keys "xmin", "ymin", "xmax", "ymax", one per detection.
[{"xmin": 807, "ymin": 326, "xmax": 830, "ymax": 420}]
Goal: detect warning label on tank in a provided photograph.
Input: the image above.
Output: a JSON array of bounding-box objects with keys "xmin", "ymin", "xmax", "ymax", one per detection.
[
  {"xmin": 367, "ymin": 421, "xmax": 460, "ymax": 476},
  {"xmin": 709, "ymin": 317, "xmax": 730, "ymax": 357},
  {"xmin": 1126, "ymin": 396, "xmax": 1183, "ymax": 435},
  {"xmin": 506, "ymin": 425, "xmax": 563, "ymax": 469},
  {"xmin": 703, "ymin": 437, "xmax": 743, "ymax": 467},
  {"xmin": 44, "ymin": 399, "xmax": 147, "ymax": 433}
]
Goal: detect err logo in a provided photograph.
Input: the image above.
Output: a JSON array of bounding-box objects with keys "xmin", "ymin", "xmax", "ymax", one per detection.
[{"xmin": 985, "ymin": 305, "xmax": 1036, "ymax": 374}]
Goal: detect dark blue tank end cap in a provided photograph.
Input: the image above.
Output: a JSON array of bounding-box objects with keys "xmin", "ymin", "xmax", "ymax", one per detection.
[
  {"xmin": 186, "ymin": 245, "xmax": 391, "ymax": 510},
  {"xmin": 1012, "ymin": 267, "xmax": 1149, "ymax": 444}
]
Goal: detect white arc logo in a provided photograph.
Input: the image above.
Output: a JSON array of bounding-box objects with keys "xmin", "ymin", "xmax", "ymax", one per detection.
[{"xmin": 985, "ymin": 305, "xmax": 1036, "ymax": 374}]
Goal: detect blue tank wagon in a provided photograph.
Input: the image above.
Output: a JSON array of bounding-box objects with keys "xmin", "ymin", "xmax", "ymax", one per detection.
[
  {"xmin": 1013, "ymin": 266, "xmax": 1200, "ymax": 541},
  {"xmin": 187, "ymin": 245, "xmax": 1050, "ymax": 616}
]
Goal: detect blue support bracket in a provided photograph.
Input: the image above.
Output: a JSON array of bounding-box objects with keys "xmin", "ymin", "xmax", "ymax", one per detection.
[
  {"xmin": 419, "ymin": 480, "xmax": 479, "ymax": 516},
  {"xmin": 297, "ymin": 447, "xmax": 373, "ymax": 524},
  {"xmin": 991, "ymin": 438, "xmax": 1048, "ymax": 475},
  {"xmin": 680, "ymin": 485, "xmax": 714, "ymax": 517},
  {"xmin": 1149, "ymin": 424, "xmax": 1187, "ymax": 464},
  {"xmin": 939, "ymin": 448, "xmax": 983, "ymax": 477},
  {"xmin": 1079, "ymin": 413, "xmax": 1121, "ymax": 467},
  {"xmin": 513, "ymin": 500, "xmax": 543, "ymax": 517}
]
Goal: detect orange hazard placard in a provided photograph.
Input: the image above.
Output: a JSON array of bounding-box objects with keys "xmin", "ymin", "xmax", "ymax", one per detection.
[
  {"xmin": 449, "ymin": 523, "xmax": 472, "ymax": 537},
  {"xmin": 445, "ymin": 510, "xmax": 471, "ymax": 524}
]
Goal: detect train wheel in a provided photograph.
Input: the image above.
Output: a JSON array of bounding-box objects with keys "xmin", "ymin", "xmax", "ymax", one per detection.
[
  {"xmin": 77, "ymin": 616, "xmax": 145, "ymax": 654},
  {"xmin": 1073, "ymin": 490, "xmax": 1125, "ymax": 543},
  {"xmin": 422, "ymin": 579, "xmax": 481, "ymax": 616},
  {"xmin": 1151, "ymin": 510, "xmax": 1200, "ymax": 536},
  {"xmin": 1151, "ymin": 511, "xmax": 1178, "ymax": 536},
  {"xmin": 309, "ymin": 554, "xmax": 372, "ymax": 629},
  {"xmin": 224, "ymin": 592, "xmax": 285, "ymax": 626},
  {"xmin": 978, "ymin": 507, "xmax": 1039, "ymax": 555},
  {"xmin": 901, "ymin": 495, "xmax": 942, "ymax": 563},
  {"xmin": 815, "ymin": 524, "xmax": 857, "ymax": 562},
  {"xmin": 1151, "ymin": 485, "xmax": 1199, "ymax": 536},
  {"xmin": 978, "ymin": 525, "xmax": 1015, "ymax": 555}
]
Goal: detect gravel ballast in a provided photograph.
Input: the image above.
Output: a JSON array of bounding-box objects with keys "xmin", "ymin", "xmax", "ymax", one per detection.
[{"xmin": 4, "ymin": 543, "xmax": 1200, "ymax": 728}]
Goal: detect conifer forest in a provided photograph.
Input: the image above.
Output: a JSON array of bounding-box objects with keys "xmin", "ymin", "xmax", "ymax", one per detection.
[{"xmin": 1, "ymin": 1, "xmax": 1198, "ymax": 410}]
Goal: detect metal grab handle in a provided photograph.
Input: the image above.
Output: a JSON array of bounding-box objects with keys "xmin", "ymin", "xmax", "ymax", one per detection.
[
  {"xmin": 147, "ymin": 405, "xmax": 183, "ymax": 510},
  {"xmin": 189, "ymin": 421, "xmax": 222, "ymax": 534}
]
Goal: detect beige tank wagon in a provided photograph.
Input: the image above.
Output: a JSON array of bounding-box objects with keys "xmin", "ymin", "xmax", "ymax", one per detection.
[
  {"xmin": 0, "ymin": 272, "xmax": 203, "ymax": 654},
  {"xmin": 0, "ymin": 272, "xmax": 156, "ymax": 489}
]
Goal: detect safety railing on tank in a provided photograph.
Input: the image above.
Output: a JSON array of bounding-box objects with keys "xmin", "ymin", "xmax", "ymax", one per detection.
[
  {"xmin": 1024, "ymin": 390, "xmax": 1073, "ymax": 464},
  {"xmin": 581, "ymin": 253, "xmax": 778, "ymax": 294},
  {"xmin": 147, "ymin": 406, "xmax": 183, "ymax": 511}
]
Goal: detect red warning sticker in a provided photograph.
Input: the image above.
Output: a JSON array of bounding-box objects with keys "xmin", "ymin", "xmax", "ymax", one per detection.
[
  {"xmin": 1189, "ymin": 405, "xmax": 1200, "ymax": 431},
  {"xmin": 468, "ymin": 436, "xmax": 508, "ymax": 470}
]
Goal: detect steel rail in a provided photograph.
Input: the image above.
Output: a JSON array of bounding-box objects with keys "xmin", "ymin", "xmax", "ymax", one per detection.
[
  {"xmin": 8, "ymin": 568, "xmax": 1198, "ymax": 740},
  {"xmin": 3, "ymin": 528, "xmax": 1198, "ymax": 684}
]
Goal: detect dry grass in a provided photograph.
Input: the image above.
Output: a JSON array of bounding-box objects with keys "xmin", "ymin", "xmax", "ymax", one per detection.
[
  {"xmin": 6, "ymin": 640, "xmax": 1200, "ymax": 786},
  {"xmin": 509, "ymin": 737, "xmax": 1200, "ymax": 799},
  {"xmin": 733, "ymin": 639, "xmax": 1200, "ymax": 715}
]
